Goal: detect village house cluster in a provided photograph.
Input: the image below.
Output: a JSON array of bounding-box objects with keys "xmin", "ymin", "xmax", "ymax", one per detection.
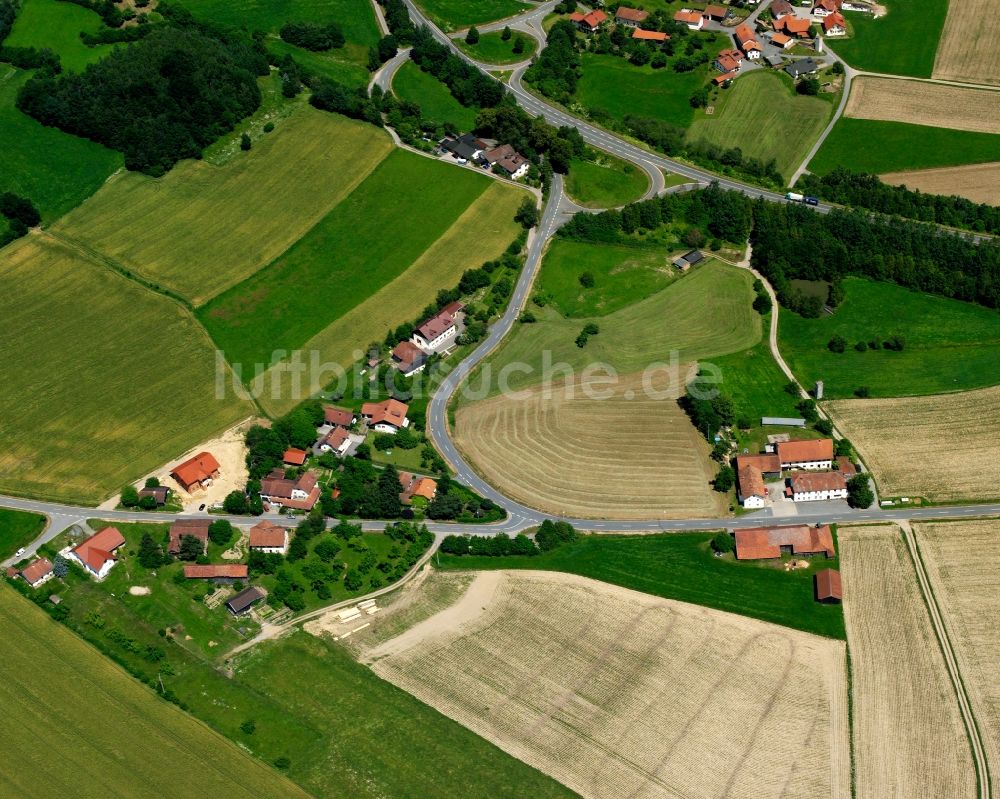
[
  {"xmin": 735, "ymin": 437, "xmax": 855, "ymax": 508},
  {"xmin": 439, "ymin": 133, "xmax": 530, "ymax": 180},
  {"xmin": 391, "ymin": 301, "xmax": 465, "ymax": 377}
]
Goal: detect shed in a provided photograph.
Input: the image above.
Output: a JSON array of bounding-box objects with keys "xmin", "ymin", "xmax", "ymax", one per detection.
[
  {"xmin": 815, "ymin": 569, "xmax": 842, "ymax": 603},
  {"xmin": 761, "ymin": 417, "xmax": 807, "ymax": 427},
  {"xmin": 226, "ymin": 586, "xmax": 265, "ymax": 616}
]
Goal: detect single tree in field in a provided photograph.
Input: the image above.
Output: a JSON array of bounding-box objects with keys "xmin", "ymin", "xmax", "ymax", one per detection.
[
  {"xmin": 120, "ymin": 485, "xmax": 139, "ymax": 508},
  {"xmin": 512, "ymin": 35, "xmax": 525, "ymax": 54},
  {"xmin": 466, "ymin": 26, "xmax": 480, "ymax": 45},
  {"xmin": 138, "ymin": 533, "xmax": 165, "ymax": 568},
  {"xmin": 516, "ymin": 197, "xmax": 539, "ymax": 228},
  {"xmin": 240, "ymin": 132, "xmax": 252, "ymax": 151},
  {"xmin": 579, "ymin": 271, "xmax": 595, "ymax": 288},
  {"xmin": 501, "ymin": 25, "xmax": 512, "ymax": 41}
]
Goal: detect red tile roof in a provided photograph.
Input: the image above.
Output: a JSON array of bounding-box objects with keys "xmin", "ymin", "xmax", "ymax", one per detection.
[
  {"xmin": 170, "ymin": 452, "xmax": 220, "ymax": 490},
  {"xmin": 823, "ymin": 11, "xmax": 846, "ymax": 30},
  {"xmin": 362, "ymin": 398, "xmax": 409, "ymax": 428},
  {"xmin": 74, "ymin": 527, "xmax": 125, "ymax": 573},
  {"xmin": 615, "ymin": 6, "xmax": 648, "ymax": 22},
  {"xmin": 713, "ymin": 71, "xmax": 738, "ymax": 85},
  {"xmin": 815, "ymin": 568, "xmax": 842, "ymax": 601},
  {"xmin": 735, "ymin": 22, "xmax": 757, "ymax": 46},
  {"xmin": 815, "ymin": 0, "xmax": 841, "ymax": 11},
  {"xmin": 324, "ymin": 426, "xmax": 351, "ymax": 450},
  {"xmin": 183, "ymin": 564, "xmax": 248, "ymax": 579},
  {"xmin": 168, "ymin": 519, "xmax": 209, "ymax": 555},
  {"xmin": 772, "ymin": 32, "xmax": 792, "ymax": 46},
  {"xmin": 20, "ymin": 558, "xmax": 53, "ymax": 585},
  {"xmin": 704, "ymin": 4, "xmax": 727, "ymax": 18},
  {"xmin": 716, "ymin": 53, "xmax": 742, "ymax": 73},
  {"xmin": 399, "ymin": 472, "xmax": 438, "ymax": 504},
  {"xmin": 790, "ymin": 471, "xmax": 847, "ymax": 494},
  {"xmin": 771, "ymin": 0, "xmax": 794, "ymax": 17},
  {"xmin": 249, "ymin": 520, "xmax": 287, "ymax": 549},
  {"xmin": 674, "ymin": 9, "xmax": 703, "ymax": 24},
  {"xmin": 632, "ymin": 28, "xmax": 669, "ymax": 41},
  {"xmin": 737, "ymin": 465, "xmax": 766, "ymax": 498},
  {"xmin": 415, "ymin": 309, "xmax": 458, "ymax": 342},
  {"xmin": 283, "ymin": 448, "xmax": 307, "ymax": 466},
  {"xmin": 736, "ymin": 453, "xmax": 781, "ymax": 473},
  {"xmin": 735, "ymin": 524, "xmax": 835, "ymax": 560},
  {"xmin": 777, "ymin": 438, "xmax": 834, "ymax": 464},
  {"xmin": 837, "ymin": 456, "xmax": 857, "ymax": 477},
  {"xmin": 261, "ymin": 471, "xmax": 316, "ymax": 500},
  {"xmin": 323, "ymin": 406, "xmax": 354, "ymax": 427},
  {"xmin": 570, "ymin": 9, "xmax": 607, "ymax": 28},
  {"xmin": 392, "ymin": 340, "xmax": 425, "ymax": 371},
  {"xmin": 775, "ymin": 15, "xmax": 812, "ymax": 35}
]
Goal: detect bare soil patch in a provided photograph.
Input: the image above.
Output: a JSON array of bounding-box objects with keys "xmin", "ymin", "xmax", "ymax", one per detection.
[
  {"xmin": 839, "ymin": 525, "xmax": 976, "ymax": 798},
  {"xmin": 933, "ymin": 0, "xmax": 1000, "ymax": 87},
  {"xmin": 914, "ymin": 519, "xmax": 1000, "ymax": 789},
  {"xmin": 370, "ymin": 570, "xmax": 850, "ymax": 799},
  {"xmin": 128, "ymin": 586, "xmax": 151, "ymax": 596},
  {"xmin": 826, "ymin": 386, "xmax": 1000, "ymax": 501},
  {"xmin": 165, "ymin": 419, "xmax": 254, "ymax": 511},
  {"xmin": 453, "ymin": 371, "xmax": 727, "ymax": 519},
  {"xmin": 844, "ymin": 76, "xmax": 1000, "ymax": 134},
  {"xmin": 880, "ymin": 161, "xmax": 1000, "ymax": 205}
]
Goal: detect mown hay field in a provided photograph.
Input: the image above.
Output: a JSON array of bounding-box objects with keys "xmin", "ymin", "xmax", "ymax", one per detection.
[
  {"xmin": 687, "ymin": 71, "xmax": 832, "ymax": 181},
  {"xmin": 844, "ymin": 76, "xmax": 1000, "ymax": 135},
  {"xmin": 881, "ymin": 161, "xmax": 1000, "ymax": 206},
  {"xmin": 393, "ymin": 61, "xmax": 479, "ymax": 131},
  {"xmin": 5, "ymin": 0, "xmax": 112, "ymax": 72},
  {"xmin": 55, "ymin": 108, "xmax": 393, "ymax": 305},
  {"xmin": 462, "ymin": 259, "xmax": 761, "ymax": 399},
  {"xmin": 369, "ymin": 570, "xmax": 851, "ymax": 799},
  {"xmin": 933, "ymin": 0, "xmax": 1000, "ymax": 86},
  {"xmin": 454, "ymin": 371, "xmax": 727, "ymax": 519},
  {"xmin": 826, "ymin": 386, "xmax": 1000, "ymax": 501},
  {"xmin": 0, "ymin": 234, "xmax": 252, "ymax": 503},
  {"xmin": 0, "ymin": 588, "xmax": 309, "ymax": 799},
  {"xmin": 915, "ymin": 519, "xmax": 1000, "ymax": 790},
  {"xmin": 839, "ymin": 525, "xmax": 976, "ymax": 798},
  {"xmin": 257, "ymin": 180, "xmax": 524, "ymax": 417}
]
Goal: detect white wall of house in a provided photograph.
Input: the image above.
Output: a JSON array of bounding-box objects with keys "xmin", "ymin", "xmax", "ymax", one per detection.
[
  {"xmin": 792, "ymin": 488, "xmax": 848, "ymax": 502},
  {"xmin": 413, "ymin": 324, "xmax": 456, "ymax": 352},
  {"xmin": 71, "ymin": 552, "xmax": 115, "ymax": 581},
  {"xmin": 782, "ymin": 459, "xmax": 833, "ymax": 470},
  {"xmin": 373, "ymin": 420, "xmax": 408, "ymax": 433},
  {"xmin": 740, "ymin": 494, "xmax": 766, "ymax": 509},
  {"xmin": 26, "ymin": 572, "xmax": 54, "ymax": 589}
]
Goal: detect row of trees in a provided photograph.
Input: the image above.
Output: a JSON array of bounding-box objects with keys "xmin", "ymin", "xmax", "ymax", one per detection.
[
  {"xmin": 559, "ymin": 182, "xmax": 753, "ymax": 245},
  {"xmin": 410, "ymin": 27, "xmax": 504, "ymax": 108},
  {"xmin": 751, "ymin": 201, "xmax": 1000, "ymax": 311},
  {"xmin": 798, "ymin": 167, "xmax": 1000, "ymax": 236},
  {"xmin": 17, "ymin": 25, "xmax": 267, "ymax": 175},
  {"xmin": 440, "ymin": 519, "xmax": 578, "ymax": 556},
  {"xmin": 279, "ymin": 21, "xmax": 344, "ymax": 51}
]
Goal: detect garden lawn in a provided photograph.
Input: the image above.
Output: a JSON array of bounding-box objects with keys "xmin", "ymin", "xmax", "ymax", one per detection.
[
  {"xmin": 56, "ymin": 107, "xmax": 393, "ymax": 305},
  {"xmin": 0, "ymin": 235, "xmax": 252, "ymax": 504},
  {"xmin": 454, "ymin": 30, "xmax": 537, "ymax": 64},
  {"xmin": 0, "ymin": 68, "xmax": 122, "ymax": 223},
  {"xmin": 576, "ymin": 44, "xmax": 725, "ymax": 129},
  {"xmin": 829, "ymin": 2, "xmax": 948, "ymax": 78},
  {"xmin": 709, "ymin": 338, "xmax": 802, "ymax": 423},
  {"xmin": 268, "ymin": 39, "xmax": 370, "ymax": 87},
  {"xmin": 565, "ymin": 153, "xmax": 649, "ymax": 209},
  {"xmin": 0, "ymin": 588, "xmax": 310, "ymax": 799},
  {"xmin": 536, "ymin": 239, "xmax": 674, "ymax": 318},
  {"xmin": 778, "ymin": 277, "xmax": 1000, "ymax": 398},
  {"xmin": 412, "ymin": 0, "xmax": 530, "ymax": 31},
  {"xmin": 468, "ymin": 259, "xmax": 760, "ymax": 397},
  {"xmin": 201, "ymin": 149, "xmax": 492, "ymax": 370},
  {"xmin": 5, "ymin": 0, "xmax": 111, "ymax": 72},
  {"xmin": 438, "ymin": 532, "xmax": 845, "ymax": 639},
  {"xmin": 687, "ymin": 71, "xmax": 832, "ymax": 181},
  {"xmin": 807, "ymin": 117, "xmax": 1000, "ymax": 175},
  {"xmin": 0, "ymin": 509, "xmax": 45, "ymax": 561},
  {"xmin": 393, "ymin": 61, "xmax": 478, "ymax": 130}
]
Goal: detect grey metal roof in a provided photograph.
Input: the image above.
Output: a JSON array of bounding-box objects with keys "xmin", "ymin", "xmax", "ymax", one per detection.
[
  {"xmin": 761, "ymin": 417, "xmax": 807, "ymax": 426},
  {"xmin": 227, "ymin": 586, "xmax": 264, "ymax": 613}
]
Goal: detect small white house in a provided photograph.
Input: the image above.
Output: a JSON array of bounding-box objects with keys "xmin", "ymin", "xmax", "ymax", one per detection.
[
  {"xmin": 19, "ymin": 558, "xmax": 54, "ymax": 589},
  {"xmin": 71, "ymin": 527, "xmax": 125, "ymax": 581},
  {"xmin": 249, "ymin": 521, "xmax": 289, "ymax": 555},
  {"xmin": 737, "ymin": 465, "xmax": 767, "ymax": 509}
]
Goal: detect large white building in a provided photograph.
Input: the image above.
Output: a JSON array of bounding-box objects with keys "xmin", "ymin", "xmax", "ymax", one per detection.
[
  {"xmin": 776, "ymin": 438, "xmax": 834, "ymax": 470},
  {"xmin": 788, "ymin": 472, "xmax": 848, "ymax": 502}
]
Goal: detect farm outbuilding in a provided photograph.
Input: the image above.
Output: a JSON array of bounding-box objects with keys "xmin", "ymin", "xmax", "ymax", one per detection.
[
  {"xmin": 227, "ymin": 586, "xmax": 265, "ymax": 616},
  {"xmin": 815, "ymin": 569, "xmax": 842, "ymax": 603}
]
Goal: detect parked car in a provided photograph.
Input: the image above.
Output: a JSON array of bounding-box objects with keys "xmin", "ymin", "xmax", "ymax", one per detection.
[
  {"xmin": 14, "ymin": 547, "xmax": 25, "ymax": 558},
  {"xmin": 198, "ymin": 504, "xmax": 206, "ymax": 511}
]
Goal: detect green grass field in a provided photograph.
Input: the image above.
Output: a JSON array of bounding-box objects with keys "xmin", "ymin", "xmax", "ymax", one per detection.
[
  {"xmin": 710, "ymin": 337, "xmax": 802, "ymax": 423},
  {"xmin": 201, "ymin": 148, "xmax": 500, "ymax": 370},
  {"xmin": 412, "ymin": 0, "xmax": 530, "ymax": 31},
  {"xmin": 454, "ymin": 30, "xmax": 538, "ymax": 64},
  {"xmin": 268, "ymin": 39, "xmax": 371, "ymax": 86},
  {"xmin": 5, "ymin": 0, "xmax": 111, "ymax": 72},
  {"xmin": 438, "ymin": 532, "xmax": 845, "ymax": 639},
  {"xmin": 829, "ymin": 1, "xmax": 949, "ymax": 78},
  {"xmin": 466, "ymin": 260, "xmax": 761, "ymax": 398},
  {"xmin": 688, "ymin": 71, "xmax": 832, "ymax": 181},
  {"xmin": 56, "ymin": 108, "xmax": 393, "ymax": 305},
  {"xmin": 807, "ymin": 117, "xmax": 1000, "ymax": 175},
  {"xmin": 565, "ymin": 153, "xmax": 649, "ymax": 208},
  {"xmin": 536, "ymin": 239, "xmax": 674, "ymax": 317},
  {"xmin": 576, "ymin": 43, "xmax": 725, "ymax": 130},
  {"xmin": 0, "ymin": 235, "xmax": 252, "ymax": 503},
  {"xmin": 393, "ymin": 61, "xmax": 479, "ymax": 130},
  {"xmin": 0, "ymin": 587, "xmax": 310, "ymax": 799},
  {"xmin": 36, "ymin": 571, "xmax": 574, "ymax": 798},
  {"xmin": 0, "ymin": 509, "xmax": 45, "ymax": 560},
  {"xmin": 0, "ymin": 68, "xmax": 122, "ymax": 223},
  {"xmin": 779, "ymin": 278, "xmax": 1000, "ymax": 398}
]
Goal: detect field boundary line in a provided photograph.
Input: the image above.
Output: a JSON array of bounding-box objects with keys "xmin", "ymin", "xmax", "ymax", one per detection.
[{"xmin": 900, "ymin": 521, "xmax": 991, "ymax": 798}]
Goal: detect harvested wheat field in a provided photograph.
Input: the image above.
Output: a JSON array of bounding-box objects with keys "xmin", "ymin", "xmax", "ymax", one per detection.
[
  {"xmin": 933, "ymin": 0, "xmax": 1000, "ymax": 86},
  {"xmin": 368, "ymin": 570, "xmax": 850, "ymax": 799},
  {"xmin": 881, "ymin": 162, "xmax": 1000, "ymax": 205},
  {"xmin": 844, "ymin": 76, "xmax": 1000, "ymax": 134},
  {"xmin": 839, "ymin": 525, "xmax": 976, "ymax": 799},
  {"xmin": 914, "ymin": 519, "xmax": 1000, "ymax": 788},
  {"xmin": 826, "ymin": 386, "xmax": 1000, "ymax": 501},
  {"xmin": 453, "ymin": 370, "xmax": 726, "ymax": 519}
]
